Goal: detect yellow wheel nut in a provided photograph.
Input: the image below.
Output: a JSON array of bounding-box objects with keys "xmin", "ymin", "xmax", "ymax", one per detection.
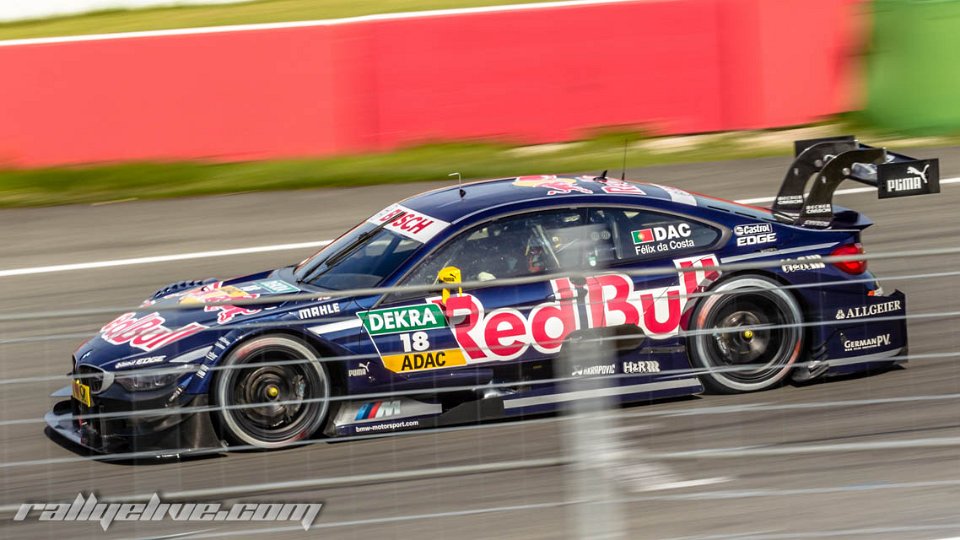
[
  {"xmin": 266, "ymin": 386, "xmax": 280, "ymax": 398},
  {"xmin": 743, "ymin": 329, "xmax": 754, "ymax": 339}
]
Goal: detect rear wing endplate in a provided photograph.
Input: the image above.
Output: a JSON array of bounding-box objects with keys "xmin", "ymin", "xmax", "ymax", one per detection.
[{"xmin": 772, "ymin": 135, "xmax": 940, "ymax": 227}]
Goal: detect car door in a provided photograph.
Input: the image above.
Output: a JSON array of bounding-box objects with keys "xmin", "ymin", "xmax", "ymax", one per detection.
[
  {"xmin": 583, "ymin": 206, "xmax": 723, "ymax": 347},
  {"xmin": 365, "ymin": 208, "xmax": 594, "ymax": 382}
]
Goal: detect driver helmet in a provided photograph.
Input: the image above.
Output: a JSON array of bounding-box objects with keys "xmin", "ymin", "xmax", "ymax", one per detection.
[{"xmin": 525, "ymin": 235, "xmax": 548, "ymax": 274}]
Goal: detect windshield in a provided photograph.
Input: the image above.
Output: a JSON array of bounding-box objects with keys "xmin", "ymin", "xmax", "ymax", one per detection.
[
  {"xmin": 294, "ymin": 223, "xmax": 423, "ymax": 291},
  {"xmin": 295, "ymin": 221, "xmax": 376, "ymax": 277}
]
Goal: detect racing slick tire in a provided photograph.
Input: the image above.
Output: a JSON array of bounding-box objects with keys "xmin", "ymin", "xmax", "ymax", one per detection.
[
  {"xmin": 689, "ymin": 275, "xmax": 802, "ymax": 393},
  {"xmin": 213, "ymin": 335, "xmax": 332, "ymax": 449}
]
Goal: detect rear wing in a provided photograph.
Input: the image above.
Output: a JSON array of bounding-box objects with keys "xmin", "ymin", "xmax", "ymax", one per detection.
[{"xmin": 772, "ymin": 135, "xmax": 940, "ymax": 227}]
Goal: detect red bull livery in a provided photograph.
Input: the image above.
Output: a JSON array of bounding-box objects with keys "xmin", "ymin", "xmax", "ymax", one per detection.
[{"xmin": 45, "ymin": 137, "xmax": 939, "ymax": 457}]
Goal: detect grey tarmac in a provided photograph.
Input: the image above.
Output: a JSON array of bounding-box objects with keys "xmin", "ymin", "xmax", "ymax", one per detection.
[{"xmin": 1, "ymin": 147, "xmax": 959, "ymax": 539}]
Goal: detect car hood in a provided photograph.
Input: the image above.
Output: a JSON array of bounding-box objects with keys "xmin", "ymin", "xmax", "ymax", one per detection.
[{"xmin": 74, "ymin": 271, "xmax": 311, "ymax": 371}]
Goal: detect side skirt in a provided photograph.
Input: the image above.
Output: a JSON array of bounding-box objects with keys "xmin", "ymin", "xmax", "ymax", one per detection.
[{"xmin": 328, "ymin": 375, "xmax": 703, "ymax": 437}]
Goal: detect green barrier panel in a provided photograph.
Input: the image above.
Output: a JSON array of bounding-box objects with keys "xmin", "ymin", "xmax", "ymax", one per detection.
[{"xmin": 866, "ymin": 0, "xmax": 960, "ymax": 133}]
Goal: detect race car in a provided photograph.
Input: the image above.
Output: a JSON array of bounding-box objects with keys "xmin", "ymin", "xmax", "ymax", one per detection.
[{"xmin": 46, "ymin": 136, "xmax": 940, "ymax": 455}]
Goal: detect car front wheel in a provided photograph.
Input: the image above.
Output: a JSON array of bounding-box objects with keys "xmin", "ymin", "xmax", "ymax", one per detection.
[{"xmin": 214, "ymin": 335, "xmax": 331, "ymax": 449}]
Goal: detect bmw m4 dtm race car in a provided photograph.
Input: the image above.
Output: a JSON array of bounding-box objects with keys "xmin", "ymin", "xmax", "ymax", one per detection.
[{"xmin": 46, "ymin": 136, "xmax": 940, "ymax": 456}]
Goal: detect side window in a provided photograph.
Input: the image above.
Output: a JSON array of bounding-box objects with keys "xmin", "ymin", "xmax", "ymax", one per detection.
[
  {"xmin": 589, "ymin": 208, "xmax": 720, "ymax": 262},
  {"xmin": 401, "ymin": 209, "xmax": 599, "ymax": 287}
]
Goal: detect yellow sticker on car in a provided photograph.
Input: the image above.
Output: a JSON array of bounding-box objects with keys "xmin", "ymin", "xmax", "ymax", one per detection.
[
  {"xmin": 71, "ymin": 379, "xmax": 92, "ymax": 407},
  {"xmin": 380, "ymin": 348, "xmax": 467, "ymax": 373}
]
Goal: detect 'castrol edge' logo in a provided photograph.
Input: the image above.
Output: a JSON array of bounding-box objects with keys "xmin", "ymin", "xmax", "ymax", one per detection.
[{"xmin": 441, "ymin": 255, "xmax": 720, "ymax": 362}]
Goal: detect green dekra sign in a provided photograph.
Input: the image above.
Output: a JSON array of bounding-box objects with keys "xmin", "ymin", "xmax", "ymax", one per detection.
[{"xmin": 358, "ymin": 304, "xmax": 446, "ymax": 336}]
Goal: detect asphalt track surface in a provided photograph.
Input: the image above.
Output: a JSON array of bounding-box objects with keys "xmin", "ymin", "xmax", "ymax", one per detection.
[{"xmin": 2, "ymin": 148, "xmax": 960, "ymax": 540}]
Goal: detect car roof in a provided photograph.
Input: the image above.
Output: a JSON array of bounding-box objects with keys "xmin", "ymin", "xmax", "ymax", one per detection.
[{"xmin": 398, "ymin": 175, "xmax": 772, "ymax": 224}]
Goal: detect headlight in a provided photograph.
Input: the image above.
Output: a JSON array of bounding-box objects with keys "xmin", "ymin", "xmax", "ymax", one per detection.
[{"xmin": 115, "ymin": 365, "xmax": 195, "ymax": 392}]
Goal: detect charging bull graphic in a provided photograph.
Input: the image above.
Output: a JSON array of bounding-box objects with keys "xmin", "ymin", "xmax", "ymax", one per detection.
[
  {"xmin": 179, "ymin": 281, "xmax": 261, "ymax": 324},
  {"xmin": 512, "ymin": 175, "xmax": 593, "ymax": 195}
]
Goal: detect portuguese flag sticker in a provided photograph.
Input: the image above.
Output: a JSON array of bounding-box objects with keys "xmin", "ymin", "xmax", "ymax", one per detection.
[{"xmin": 631, "ymin": 229, "xmax": 654, "ymax": 244}]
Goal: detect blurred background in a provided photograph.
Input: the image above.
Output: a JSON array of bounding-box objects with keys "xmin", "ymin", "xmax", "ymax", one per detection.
[
  {"xmin": 2, "ymin": 0, "xmax": 960, "ymax": 538},
  {"xmin": 0, "ymin": 0, "xmax": 957, "ymax": 205}
]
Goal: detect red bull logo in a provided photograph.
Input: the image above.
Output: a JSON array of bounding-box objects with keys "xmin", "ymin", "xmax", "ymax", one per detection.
[
  {"xmin": 180, "ymin": 282, "xmax": 261, "ymax": 324},
  {"xmin": 577, "ymin": 177, "xmax": 647, "ymax": 195},
  {"xmin": 512, "ymin": 175, "xmax": 592, "ymax": 195},
  {"xmin": 439, "ymin": 255, "xmax": 720, "ymax": 362},
  {"xmin": 101, "ymin": 312, "xmax": 206, "ymax": 352}
]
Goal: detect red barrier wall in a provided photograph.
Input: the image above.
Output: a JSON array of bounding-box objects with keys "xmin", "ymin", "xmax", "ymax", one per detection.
[
  {"xmin": 365, "ymin": 0, "xmax": 726, "ymax": 149},
  {"xmin": 717, "ymin": 0, "xmax": 864, "ymax": 129},
  {"xmin": 0, "ymin": 0, "xmax": 864, "ymax": 167}
]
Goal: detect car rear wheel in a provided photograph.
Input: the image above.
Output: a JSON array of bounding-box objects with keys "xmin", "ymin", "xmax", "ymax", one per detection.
[
  {"xmin": 214, "ymin": 335, "xmax": 331, "ymax": 449},
  {"xmin": 689, "ymin": 276, "xmax": 802, "ymax": 393}
]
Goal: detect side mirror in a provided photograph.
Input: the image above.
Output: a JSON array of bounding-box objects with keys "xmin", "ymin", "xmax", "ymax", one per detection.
[{"xmin": 437, "ymin": 266, "xmax": 463, "ymax": 304}]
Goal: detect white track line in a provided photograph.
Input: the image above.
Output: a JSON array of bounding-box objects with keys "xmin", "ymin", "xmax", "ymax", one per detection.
[
  {"xmin": 636, "ymin": 476, "xmax": 731, "ymax": 493},
  {"xmin": 1, "ymin": 175, "xmax": 957, "ymax": 278},
  {"xmin": 0, "ymin": 0, "xmax": 639, "ymax": 47},
  {"xmin": 735, "ymin": 175, "xmax": 960, "ymax": 205},
  {"xmin": 0, "ymin": 240, "xmax": 330, "ymax": 278}
]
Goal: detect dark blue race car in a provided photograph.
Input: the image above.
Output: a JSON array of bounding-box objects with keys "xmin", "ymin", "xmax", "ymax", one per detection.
[{"xmin": 46, "ymin": 137, "xmax": 941, "ymax": 455}]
